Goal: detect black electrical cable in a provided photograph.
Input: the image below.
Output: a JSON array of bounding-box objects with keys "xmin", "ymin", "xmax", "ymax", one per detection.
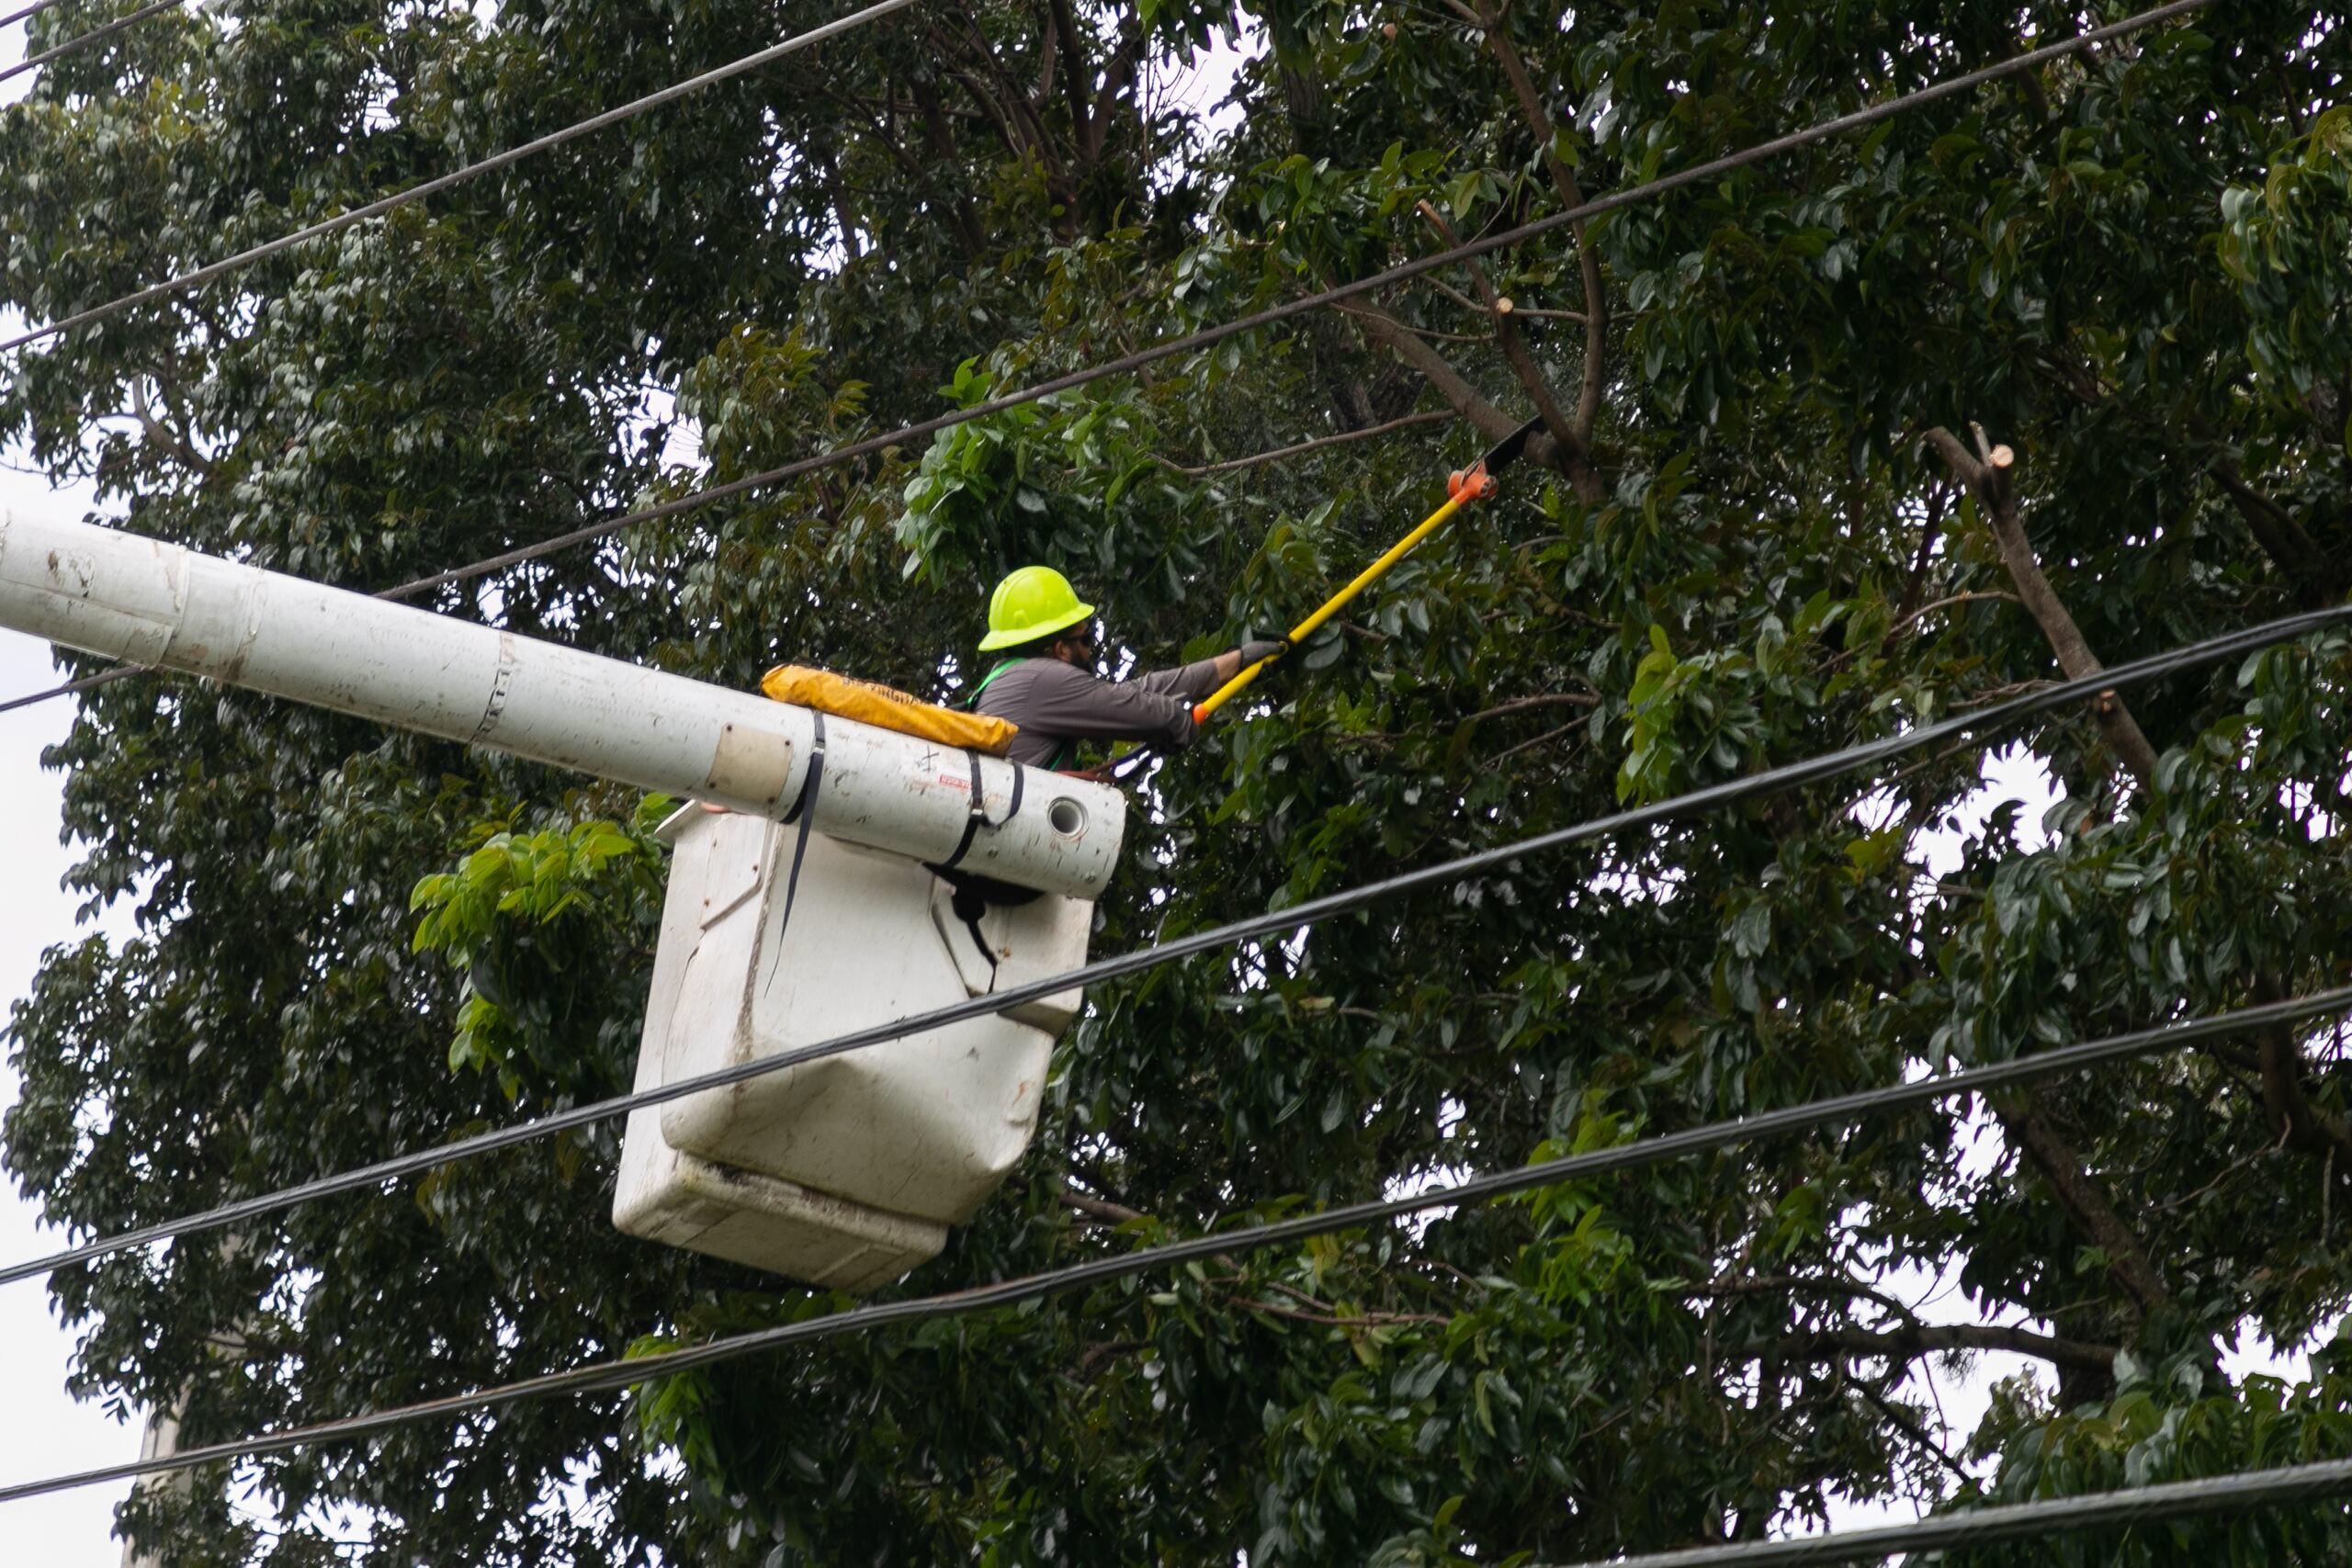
[
  {"xmin": 0, "ymin": 0, "xmax": 917, "ymax": 357},
  {"xmin": 0, "ymin": 0, "xmax": 81, "ymax": 28},
  {"xmin": 3, "ymin": 600, "xmax": 2346, "ymax": 1295},
  {"xmin": 0, "ymin": 0, "xmax": 2216, "ymax": 721},
  {"xmin": 0, "ymin": 0, "xmax": 184, "ymax": 85},
  {"xmin": 0, "ymin": 663, "xmax": 119, "ymax": 715},
  {"xmin": 1544, "ymin": 1454, "xmax": 2352, "ymax": 1568},
  {"xmin": 288, "ymin": 0, "xmax": 2225, "ymax": 609},
  {"xmin": 1, "ymin": 986, "xmax": 2343, "ymax": 1506},
  {"xmin": 0, "ymin": 0, "xmax": 2211, "ymax": 359}
]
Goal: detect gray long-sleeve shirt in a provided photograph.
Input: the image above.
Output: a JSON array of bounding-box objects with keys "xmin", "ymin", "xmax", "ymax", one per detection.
[{"xmin": 974, "ymin": 655, "xmax": 1226, "ymax": 768}]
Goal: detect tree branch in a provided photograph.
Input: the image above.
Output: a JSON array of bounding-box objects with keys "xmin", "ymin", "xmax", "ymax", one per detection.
[
  {"xmin": 1993, "ymin": 1091, "xmax": 2176, "ymax": 1320},
  {"xmin": 129, "ymin": 377, "xmax": 210, "ymax": 477},
  {"xmin": 2205, "ymin": 446, "xmax": 2338, "ymax": 607},
  {"xmin": 1042, "ymin": 0, "xmax": 1095, "ymax": 153},
  {"xmin": 1482, "ymin": 714, "xmax": 1591, "ymax": 766},
  {"xmin": 1853, "ymin": 1380, "xmax": 1975, "ymax": 1483},
  {"xmin": 1426, "ymin": 274, "xmax": 1588, "ymax": 324},
  {"xmin": 1476, "ymin": 0, "xmax": 1609, "ymax": 446},
  {"xmin": 1783, "ymin": 1319, "xmax": 2117, "ymax": 1374},
  {"xmin": 1460, "ymin": 691, "xmax": 1600, "ymax": 725},
  {"xmin": 1055, "ymin": 1181, "xmax": 1145, "ymax": 1225},
  {"xmin": 1681, "ymin": 1271, "xmax": 1919, "ymax": 1327},
  {"xmin": 1415, "ymin": 200, "xmax": 1583, "ymax": 484},
  {"xmin": 1889, "ymin": 482, "xmax": 1951, "ymax": 632},
  {"xmin": 1338, "ymin": 300, "xmax": 1566, "ymax": 471},
  {"xmin": 1219, "ymin": 1290, "xmax": 1449, "ymax": 1328},
  {"xmin": 1920, "ymin": 425, "xmax": 2160, "ymax": 787},
  {"xmin": 1883, "ymin": 591, "xmax": 2023, "ymax": 644},
  {"xmin": 1164, "ymin": 408, "xmax": 1454, "ymax": 477},
  {"xmin": 2037, "ymin": 363, "xmax": 2339, "ymax": 606},
  {"xmin": 2250, "ymin": 976, "xmax": 2352, "ymax": 1168}
]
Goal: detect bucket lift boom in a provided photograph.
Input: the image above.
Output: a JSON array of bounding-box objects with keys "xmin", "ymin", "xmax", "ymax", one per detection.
[{"xmin": 0, "ymin": 506, "xmax": 1127, "ymax": 1289}]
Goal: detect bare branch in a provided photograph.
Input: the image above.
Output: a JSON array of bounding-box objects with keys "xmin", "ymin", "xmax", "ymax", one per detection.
[
  {"xmin": 1883, "ymin": 590, "xmax": 2023, "ymax": 643},
  {"xmin": 1221, "ymin": 1290, "xmax": 1449, "ymax": 1328},
  {"xmin": 1680, "ymin": 1271, "xmax": 1918, "ymax": 1327},
  {"xmin": 1482, "ymin": 714, "xmax": 1591, "ymax": 766},
  {"xmin": 1423, "ymin": 275, "xmax": 1494, "ymax": 316},
  {"xmin": 1415, "ymin": 199, "xmax": 1586, "ymax": 492},
  {"xmin": 2206, "ymin": 448, "xmax": 2339, "ymax": 606},
  {"xmin": 1854, "ymin": 1381, "xmax": 1975, "ymax": 1483},
  {"xmin": 1476, "ymin": 0, "xmax": 1609, "ymax": 445},
  {"xmin": 1459, "ymin": 691, "xmax": 1600, "ymax": 725},
  {"xmin": 1889, "ymin": 482, "xmax": 1951, "ymax": 631},
  {"xmin": 1339, "ymin": 300, "xmax": 1574, "ymax": 478},
  {"xmin": 1164, "ymin": 408, "xmax": 1455, "ymax": 477},
  {"xmin": 2249, "ymin": 976, "xmax": 2352, "ymax": 1169},
  {"xmin": 1340, "ymin": 302, "xmax": 1521, "ymax": 444},
  {"xmin": 1994, "ymin": 1092, "xmax": 2176, "ymax": 1320},
  {"xmin": 129, "ymin": 377, "xmax": 210, "ymax": 477},
  {"xmin": 1055, "ymin": 1181, "xmax": 1145, "ymax": 1225},
  {"xmin": 1920, "ymin": 427, "xmax": 2159, "ymax": 787},
  {"xmin": 1784, "ymin": 1319, "xmax": 2118, "ymax": 1374},
  {"xmin": 1425, "ymin": 274, "xmax": 1588, "ymax": 324}
]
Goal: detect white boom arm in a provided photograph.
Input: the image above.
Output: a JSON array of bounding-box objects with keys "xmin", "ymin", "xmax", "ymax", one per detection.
[{"xmin": 0, "ymin": 507, "xmax": 1123, "ymax": 898}]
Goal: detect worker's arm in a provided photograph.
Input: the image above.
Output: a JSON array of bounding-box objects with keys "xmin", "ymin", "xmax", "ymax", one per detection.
[
  {"xmin": 1130, "ymin": 655, "xmax": 1224, "ymax": 702},
  {"xmin": 1134, "ymin": 639, "xmax": 1284, "ymax": 702},
  {"xmin": 1009, "ymin": 660, "xmax": 1200, "ymax": 746}
]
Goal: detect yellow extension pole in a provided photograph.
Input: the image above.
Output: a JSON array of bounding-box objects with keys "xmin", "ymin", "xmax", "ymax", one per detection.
[{"xmin": 1192, "ymin": 485, "xmax": 1475, "ymax": 724}]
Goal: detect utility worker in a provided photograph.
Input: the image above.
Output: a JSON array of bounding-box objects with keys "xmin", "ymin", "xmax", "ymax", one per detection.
[{"xmin": 970, "ymin": 566, "xmax": 1283, "ymax": 770}]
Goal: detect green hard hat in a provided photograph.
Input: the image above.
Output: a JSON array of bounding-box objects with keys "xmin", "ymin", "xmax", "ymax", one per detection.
[{"xmin": 979, "ymin": 565, "xmax": 1095, "ymax": 651}]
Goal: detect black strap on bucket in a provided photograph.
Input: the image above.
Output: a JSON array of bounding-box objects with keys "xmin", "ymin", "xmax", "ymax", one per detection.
[
  {"xmin": 927, "ymin": 748, "xmax": 1035, "ymax": 975},
  {"xmin": 775, "ymin": 711, "xmax": 826, "ymax": 933},
  {"xmin": 758, "ymin": 713, "xmax": 828, "ymax": 998},
  {"xmin": 946, "ymin": 878, "xmax": 1001, "ymax": 979},
  {"xmin": 936, "ymin": 747, "xmax": 1023, "ymax": 873}
]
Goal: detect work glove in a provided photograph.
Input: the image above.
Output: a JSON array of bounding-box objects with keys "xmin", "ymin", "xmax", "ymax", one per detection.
[{"xmin": 1238, "ymin": 637, "xmax": 1288, "ymax": 666}]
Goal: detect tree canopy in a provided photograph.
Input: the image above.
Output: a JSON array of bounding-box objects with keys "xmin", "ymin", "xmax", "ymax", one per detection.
[{"xmin": 3, "ymin": 0, "xmax": 2350, "ymax": 1562}]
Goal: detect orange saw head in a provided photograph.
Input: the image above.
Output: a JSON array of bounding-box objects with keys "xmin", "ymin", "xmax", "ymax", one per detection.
[{"xmin": 1446, "ymin": 414, "xmax": 1544, "ymax": 502}]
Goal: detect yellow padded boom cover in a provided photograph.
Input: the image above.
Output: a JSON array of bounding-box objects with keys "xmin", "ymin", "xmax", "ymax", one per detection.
[{"xmin": 761, "ymin": 665, "xmax": 1017, "ymax": 757}]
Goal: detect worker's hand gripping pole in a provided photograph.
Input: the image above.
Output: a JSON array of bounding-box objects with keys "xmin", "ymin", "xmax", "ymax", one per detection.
[{"xmin": 1189, "ymin": 415, "xmax": 1543, "ymax": 726}]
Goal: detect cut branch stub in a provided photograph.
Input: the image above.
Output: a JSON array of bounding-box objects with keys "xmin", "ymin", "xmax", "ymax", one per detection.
[{"xmin": 1920, "ymin": 425, "xmax": 2161, "ymax": 788}]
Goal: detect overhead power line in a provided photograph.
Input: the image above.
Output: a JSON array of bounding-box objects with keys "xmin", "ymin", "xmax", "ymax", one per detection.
[
  {"xmin": 3, "ymin": 600, "xmax": 2345, "ymax": 1294},
  {"xmin": 0, "ymin": 0, "xmax": 2216, "ymax": 719},
  {"xmin": 0, "ymin": 0, "xmax": 185, "ymax": 85},
  {"xmin": 0, "ymin": 0, "xmax": 918, "ymax": 356},
  {"xmin": 0, "ymin": 0, "xmax": 78, "ymax": 28},
  {"xmin": 218, "ymin": 0, "xmax": 2229, "ymax": 606},
  {"xmin": 0, "ymin": 0, "xmax": 2211, "ymax": 358},
  {"xmin": 1545, "ymin": 1450, "xmax": 2352, "ymax": 1567},
  {"xmin": 1, "ymin": 986, "xmax": 2343, "ymax": 1506}
]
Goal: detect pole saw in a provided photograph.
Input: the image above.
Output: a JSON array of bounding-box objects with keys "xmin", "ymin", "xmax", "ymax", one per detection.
[
  {"xmin": 1082, "ymin": 414, "xmax": 1546, "ymax": 784},
  {"xmin": 1189, "ymin": 412, "xmax": 1546, "ymax": 726}
]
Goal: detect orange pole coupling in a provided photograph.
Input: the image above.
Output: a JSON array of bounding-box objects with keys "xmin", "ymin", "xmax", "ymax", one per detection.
[{"xmin": 1446, "ymin": 462, "xmax": 1497, "ymax": 502}]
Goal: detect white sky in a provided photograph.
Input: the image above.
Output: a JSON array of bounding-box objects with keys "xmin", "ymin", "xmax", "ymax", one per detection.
[
  {"xmin": 0, "ymin": 491, "xmax": 138, "ymax": 1559},
  {"xmin": 0, "ymin": 24, "xmax": 143, "ymax": 1568}
]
